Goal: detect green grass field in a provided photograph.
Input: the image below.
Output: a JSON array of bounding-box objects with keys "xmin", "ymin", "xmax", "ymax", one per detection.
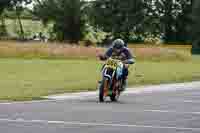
[
  {"xmin": 0, "ymin": 41, "xmax": 199, "ymax": 101},
  {"xmin": 0, "ymin": 58, "xmax": 199, "ymax": 101}
]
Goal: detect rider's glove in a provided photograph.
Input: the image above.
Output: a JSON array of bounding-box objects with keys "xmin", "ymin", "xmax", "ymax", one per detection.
[{"xmin": 99, "ymin": 55, "xmax": 107, "ymax": 61}]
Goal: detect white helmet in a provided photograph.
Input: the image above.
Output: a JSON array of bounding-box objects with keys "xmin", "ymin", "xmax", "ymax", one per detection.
[{"xmin": 112, "ymin": 39, "xmax": 125, "ymax": 49}]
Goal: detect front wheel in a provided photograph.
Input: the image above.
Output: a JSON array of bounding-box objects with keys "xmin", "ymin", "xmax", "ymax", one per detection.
[
  {"xmin": 99, "ymin": 79, "xmax": 109, "ymax": 102},
  {"xmin": 110, "ymin": 80, "xmax": 121, "ymax": 102}
]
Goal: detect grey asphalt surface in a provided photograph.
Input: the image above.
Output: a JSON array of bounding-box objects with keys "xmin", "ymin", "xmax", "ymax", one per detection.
[{"xmin": 1, "ymin": 82, "xmax": 200, "ymax": 133}]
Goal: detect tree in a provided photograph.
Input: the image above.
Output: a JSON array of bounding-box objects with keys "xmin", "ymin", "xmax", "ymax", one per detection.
[
  {"xmin": 0, "ymin": 0, "xmax": 32, "ymax": 40},
  {"xmin": 0, "ymin": 0, "xmax": 13, "ymax": 15},
  {"xmin": 175, "ymin": 0, "xmax": 192, "ymax": 42},
  {"xmin": 144, "ymin": 0, "xmax": 192, "ymax": 43},
  {"xmin": 0, "ymin": 0, "xmax": 12, "ymax": 38},
  {"xmin": 191, "ymin": 0, "xmax": 200, "ymax": 54},
  {"xmin": 0, "ymin": 0, "xmax": 31, "ymax": 15},
  {"xmin": 90, "ymin": 0, "xmax": 145, "ymax": 43},
  {"xmin": 34, "ymin": 0, "xmax": 85, "ymax": 43},
  {"xmin": 12, "ymin": 0, "xmax": 32, "ymax": 40}
]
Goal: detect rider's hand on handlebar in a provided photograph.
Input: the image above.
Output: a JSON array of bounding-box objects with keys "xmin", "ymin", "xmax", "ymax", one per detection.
[
  {"xmin": 122, "ymin": 60, "xmax": 128, "ymax": 64},
  {"xmin": 96, "ymin": 49, "xmax": 104, "ymax": 60},
  {"xmin": 97, "ymin": 54, "xmax": 107, "ymax": 61},
  {"xmin": 122, "ymin": 60, "xmax": 129, "ymax": 68}
]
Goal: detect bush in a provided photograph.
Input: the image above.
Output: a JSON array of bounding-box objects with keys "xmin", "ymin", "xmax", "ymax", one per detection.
[
  {"xmin": 0, "ymin": 24, "xmax": 7, "ymax": 38},
  {"xmin": 144, "ymin": 33, "xmax": 163, "ymax": 45},
  {"xmin": 128, "ymin": 33, "xmax": 145, "ymax": 43},
  {"xmin": 0, "ymin": 16, "xmax": 8, "ymax": 38},
  {"xmin": 83, "ymin": 24, "xmax": 108, "ymax": 45}
]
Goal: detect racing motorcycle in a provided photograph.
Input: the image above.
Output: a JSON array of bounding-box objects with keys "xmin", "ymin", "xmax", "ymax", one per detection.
[{"xmin": 98, "ymin": 58, "xmax": 124, "ymax": 102}]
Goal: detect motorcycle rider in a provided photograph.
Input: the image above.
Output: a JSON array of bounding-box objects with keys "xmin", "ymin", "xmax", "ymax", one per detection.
[{"xmin": 98, "ymin": 38, "xmax": 135, "ymax": 91}]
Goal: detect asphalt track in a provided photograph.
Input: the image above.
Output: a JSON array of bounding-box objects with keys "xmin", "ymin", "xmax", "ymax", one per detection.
[{"xmin": 0, "ymin": 82, "xmax": 200, "ymax": 133}]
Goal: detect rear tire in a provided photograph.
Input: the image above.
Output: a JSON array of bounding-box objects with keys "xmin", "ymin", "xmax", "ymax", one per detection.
[
  {"xmin": 110, "ymin": 94, "xmax": 120, "ymax": 102},
  {"xmin": 110, "ymin": 91, "xmax": 120, "ymax": 102},
  {"xmin": 110, "ymin": 94, "xmax": 116, "ymax": 102}
]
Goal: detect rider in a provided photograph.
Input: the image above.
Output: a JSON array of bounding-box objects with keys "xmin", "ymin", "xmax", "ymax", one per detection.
[{"xmin": 98, "ymin": 38, "xmax": 135, "ymax": 91}]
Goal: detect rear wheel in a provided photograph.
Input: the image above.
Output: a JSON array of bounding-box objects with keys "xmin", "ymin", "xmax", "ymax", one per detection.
[{"xmin": 110, "ymin": 91, "xmax": 120, "ymax": 102}]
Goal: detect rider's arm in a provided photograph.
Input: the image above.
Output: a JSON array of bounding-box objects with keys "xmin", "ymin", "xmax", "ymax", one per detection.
[
  {"xmin": 123, "ymin": 48, "xmax": 135, "ymax": 64},
  {"xmin": 99, "ymin": 48, "xmax": 113, "ymax": 61},
  {"xmin": 124, "ymin": 58, "xmax": 135, "ymax": 64}
]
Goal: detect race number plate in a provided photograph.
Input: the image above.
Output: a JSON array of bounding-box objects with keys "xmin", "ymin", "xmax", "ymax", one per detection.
[{"xmin": 106, "ymin": 59, "xmax": 118, "ymax": 69}]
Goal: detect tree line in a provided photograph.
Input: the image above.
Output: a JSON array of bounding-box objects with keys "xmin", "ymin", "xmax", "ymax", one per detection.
[{"xmin": 0, "ymin": 0, "xmax": 199, "ymax": 51}]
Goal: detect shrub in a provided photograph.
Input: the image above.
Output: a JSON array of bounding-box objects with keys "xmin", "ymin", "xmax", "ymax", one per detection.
[
  {"xmin": 83, "ymin": 24, "xmax": 108, "ymax": 45},
  {"xmin": 144, "ymin": 33, "xmax": 163, "ymax": 45}
]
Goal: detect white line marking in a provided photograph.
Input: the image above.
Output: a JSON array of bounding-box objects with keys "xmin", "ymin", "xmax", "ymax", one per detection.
[
  {"xmin": 143, "ymin": 110, "xmax": 200, "ymax": 115},
  {"xmin": 101, "ymin": 109, "xmax": 200, "ymax": 115},
  {"xmin": 0, "ymin": 118, "xmax": 199, "ymax": 131},
  {"xmin": 183, "ymin": 100, "xmax": 200, "ymax": 103},
  {"xmin": 0, "ymin": 103, "xmax": 12, "ymax": 105},
  {"xmin": 0, "ymin": 100, "xmax": 57, "ymax": 105}
]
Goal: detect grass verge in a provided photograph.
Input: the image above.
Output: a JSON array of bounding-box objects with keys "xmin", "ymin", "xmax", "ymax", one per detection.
[{"xmin": 0, "ymin": 58, "xmax": 199, "ymax": 101}]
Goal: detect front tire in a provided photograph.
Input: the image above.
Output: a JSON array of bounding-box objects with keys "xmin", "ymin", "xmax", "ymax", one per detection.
[
  {"xmin": 99, "ymin": 79, "xmax": 108, "ymax": 102},
  {"xmin": 110, "ymin": 80, "xmax": 121, "ymax": 102}
]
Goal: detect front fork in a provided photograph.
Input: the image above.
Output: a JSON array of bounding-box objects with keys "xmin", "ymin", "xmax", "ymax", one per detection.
[
  {"xmin": 103, "ymin": 79, "xmax": 109, "ymax": 96},
  {"xmin": 98, "ymin": 77, "xmax": 112, "ymax": 97}
]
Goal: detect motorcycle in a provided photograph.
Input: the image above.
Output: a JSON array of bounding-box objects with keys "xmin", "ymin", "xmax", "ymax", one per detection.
[{"xmin": 98, "ymin": 58, "xmax": 124, "ymax": 102}]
